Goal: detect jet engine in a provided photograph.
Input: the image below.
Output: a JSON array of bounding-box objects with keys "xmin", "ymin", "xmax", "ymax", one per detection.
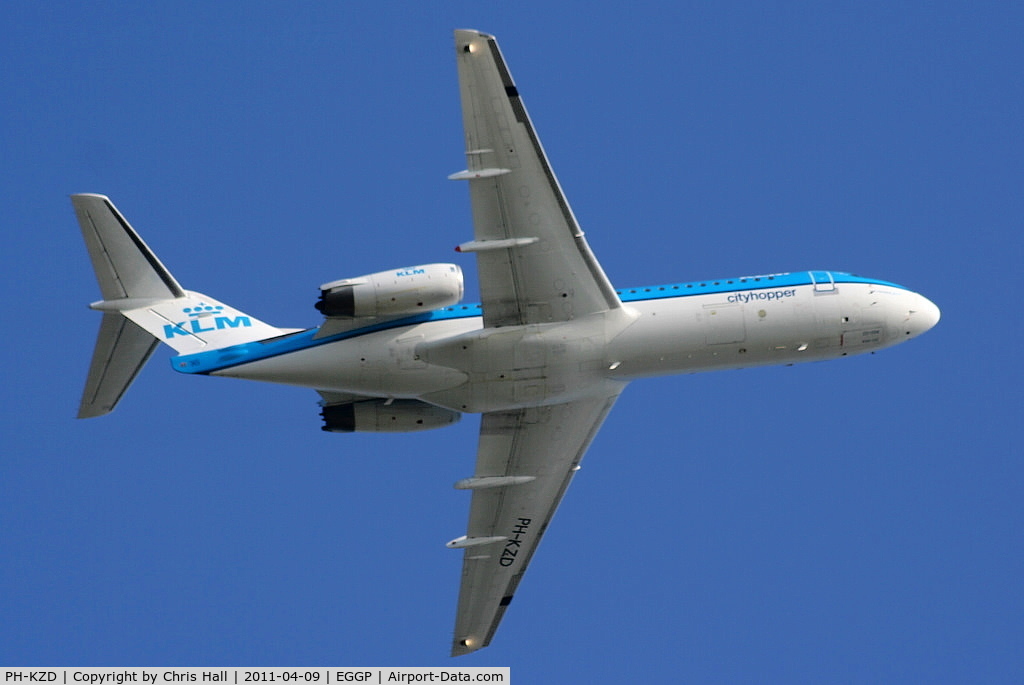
[
  {"xmin": 316, "ymin": 263, "xmax": 463, "ymax": 318},
  {"xmin": 320, "ymin": 399, "xmax": 462, "ymax": 433}
]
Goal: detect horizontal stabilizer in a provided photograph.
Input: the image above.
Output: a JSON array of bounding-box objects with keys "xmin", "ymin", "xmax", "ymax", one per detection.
[
  {"xmin": 78, "ymin": 314, "xmax": 158, "ymax": 418},
  {"xmin": 72, "ymin": 193, "xmax": 287, "ymax": 416},
  {"xmin": 72, "ymin": 194, "xmax": 184, "ymax": 300}
]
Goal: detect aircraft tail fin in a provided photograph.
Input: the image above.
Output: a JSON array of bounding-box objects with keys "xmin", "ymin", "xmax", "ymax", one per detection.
[{"xmin": 72, "ymin": 194, "xmax": 286, "ymax": 417}]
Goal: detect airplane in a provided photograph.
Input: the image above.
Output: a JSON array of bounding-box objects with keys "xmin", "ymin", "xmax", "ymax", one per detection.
[{"xmin": 72, "ymin": 29, "xmax": 940, "ymax": 656}]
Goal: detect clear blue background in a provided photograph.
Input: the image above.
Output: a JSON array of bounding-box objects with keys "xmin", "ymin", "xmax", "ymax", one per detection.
[{"xmin": 3, "ymin": 2, "xmax": 1021, "ymax": 681}]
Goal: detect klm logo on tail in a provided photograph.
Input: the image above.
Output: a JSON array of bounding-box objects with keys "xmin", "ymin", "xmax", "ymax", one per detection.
[{"xmin": 163, "ymin": 304, "xmax": 252, "ymax": 339}]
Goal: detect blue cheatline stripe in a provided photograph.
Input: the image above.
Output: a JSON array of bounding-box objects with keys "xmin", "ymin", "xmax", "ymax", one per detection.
[
  {"xmin": 171, "ymin": 271, "xmax": 906, "ymax": 375},
  {"xmin": 171, "ymin": 303, "xmax": 485, "ymax": 375},
  {"xmin": 614, "ymin": 271, "xmax": 903, "ymax": 303}
]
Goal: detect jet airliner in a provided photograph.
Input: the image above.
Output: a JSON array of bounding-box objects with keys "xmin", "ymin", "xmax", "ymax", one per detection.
[{"xmin": 73, "ymin": 30, "xmax": 939, "ymax": 656}]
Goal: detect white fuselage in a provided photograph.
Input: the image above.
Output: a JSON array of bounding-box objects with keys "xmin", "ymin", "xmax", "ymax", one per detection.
[{"xmin": 192, "ymin": 273, "xmax": 940, "ymax": 415}]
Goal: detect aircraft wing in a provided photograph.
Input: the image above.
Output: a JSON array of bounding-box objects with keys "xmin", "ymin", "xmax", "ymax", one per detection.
[
  {"xmin": 449, "ymin": 387, "xmax": 623, "ymax": 656},
  {"xmin": 452, "ymin": 30, "xmax": 621, "ymax": 328}
]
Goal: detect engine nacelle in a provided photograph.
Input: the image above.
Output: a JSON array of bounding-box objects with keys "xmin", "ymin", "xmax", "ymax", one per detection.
[
  {"xmin": 320, "ymin": 399, "xmax": 461, "ymax": 433},
  {"xmin": 316, "ymin": 263, "xmax": 464, "ymax": 318}
]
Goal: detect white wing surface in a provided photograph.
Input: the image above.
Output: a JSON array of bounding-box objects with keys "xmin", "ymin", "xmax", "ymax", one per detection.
[
  {"xmin": 452, "ymin": 30, "xmax": 621, "ymax": 327},
  {"xmin": 449, "ymin": 389, "xmax": 623, "ymax": 656}
]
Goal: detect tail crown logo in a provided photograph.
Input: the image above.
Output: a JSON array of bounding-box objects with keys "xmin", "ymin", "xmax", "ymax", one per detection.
[
  {"xmin": 183, "ymin": 303, "xmax": 225, "ymax": 318},
  {"xmin": 163, "ymin": 303, "xmax": 252, "ymax": 339}
]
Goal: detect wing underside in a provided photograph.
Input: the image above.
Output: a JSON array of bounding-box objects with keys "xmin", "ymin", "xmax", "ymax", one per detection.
[
  {"xmin": 450, "ymin": 389, "xmax": 622, "ymax": 656},
  {"xmin": 452, "ymin": 30, "xmax": 621, "ymax": 327}
]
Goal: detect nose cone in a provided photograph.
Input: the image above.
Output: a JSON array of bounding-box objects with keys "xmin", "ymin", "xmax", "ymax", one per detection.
[{"xmin": 904, "ymin": 292, "xmax": 941, "ymax": 339}]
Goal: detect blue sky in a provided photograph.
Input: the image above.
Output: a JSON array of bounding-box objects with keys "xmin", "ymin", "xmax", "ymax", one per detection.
[{"xmin": 2, "ymin": 1, "xmax": 1022, "ymax": 681}]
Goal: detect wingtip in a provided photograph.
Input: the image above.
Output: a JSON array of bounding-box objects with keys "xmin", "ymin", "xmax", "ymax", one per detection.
[
  {"xmin": 454, "ymin": 29, "xmax": 494, "ymax": 50},
  {"xmin": 450, "ymin": 637, "xmax": 484, "ymax": 657}
]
